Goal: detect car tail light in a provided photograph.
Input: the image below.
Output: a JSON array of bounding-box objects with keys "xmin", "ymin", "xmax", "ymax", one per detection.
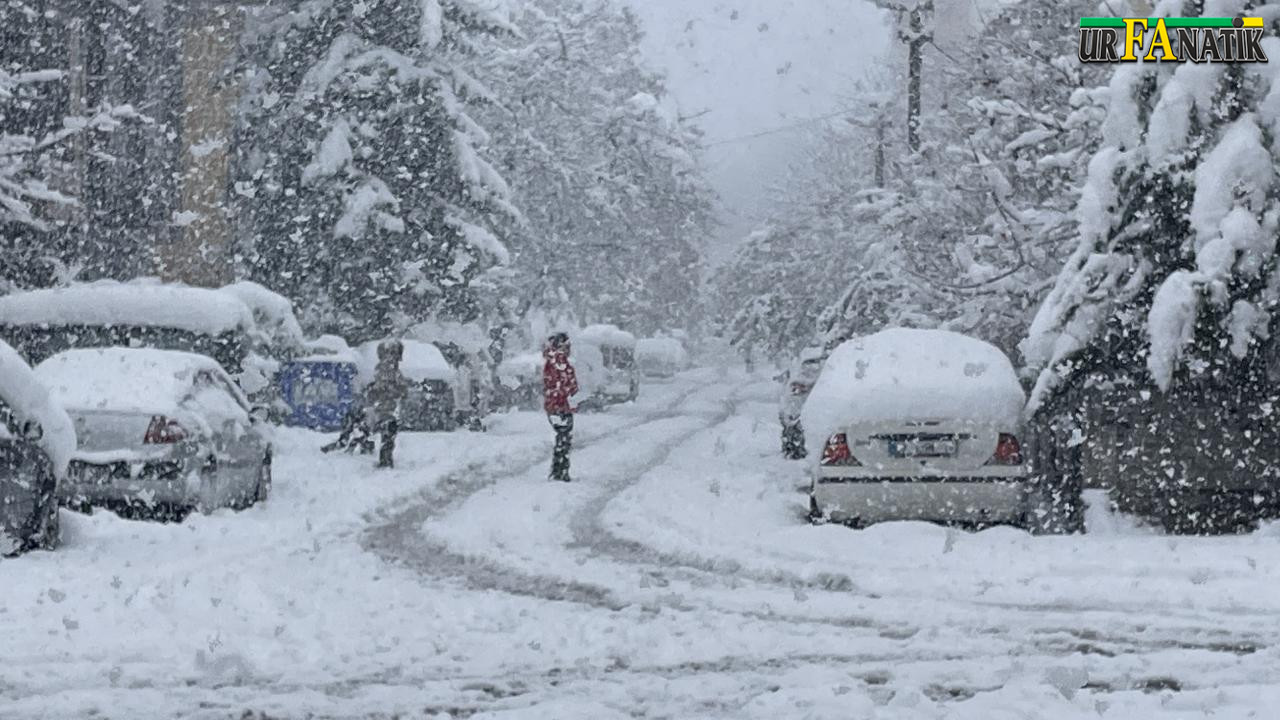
[
  {"xmin": 144, "ymin": 416, "xmax": 187, "ymax": 444},
  {"xmin": 821, "ymin": 433, "xmax": 861, "ymax": 466},
  {"xmin": 986, "ymin": 433, "xmax": 1023, "ymax": 465},
  {"xmin": 789, "ymin": 382, "xmax": 811, "ymax": 396}
]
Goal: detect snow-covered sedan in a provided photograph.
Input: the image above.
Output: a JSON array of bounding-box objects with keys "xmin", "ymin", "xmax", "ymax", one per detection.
[
  {"xmin": 803, "ymin": 328, "xmax": 1079, "ymax": 533},
  {"xmin": 778, "ymin": 346, "xmax": 826, "ymax": 459},
  {"xmin": 34, "ymin": 348, "xmax": 272, "ymax": 520},
  {"xmin": 0, "ymin": 341, "xmax": 75, "ymax": 554}
]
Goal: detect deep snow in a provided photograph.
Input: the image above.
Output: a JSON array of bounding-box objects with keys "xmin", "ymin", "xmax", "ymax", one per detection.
[{"xmin": 4, "ymin": 368, "xmax": 1280, "ymax": 719}]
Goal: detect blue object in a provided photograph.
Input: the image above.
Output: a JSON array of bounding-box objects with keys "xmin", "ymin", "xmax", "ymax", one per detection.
[{"xmin": 279, "ymin": 360, "xmax": 358, "ymax": 431}]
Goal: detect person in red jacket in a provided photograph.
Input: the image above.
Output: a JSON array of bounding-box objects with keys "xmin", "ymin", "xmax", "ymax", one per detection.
[{"xmin": 543, "ymin": 332, "xmax": 579, "ymax": 482}]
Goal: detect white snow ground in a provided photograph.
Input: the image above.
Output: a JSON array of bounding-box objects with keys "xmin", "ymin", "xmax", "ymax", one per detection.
[{"xmin": 5, "ymin": 368, "xmax": 1280, "ymax": 718}]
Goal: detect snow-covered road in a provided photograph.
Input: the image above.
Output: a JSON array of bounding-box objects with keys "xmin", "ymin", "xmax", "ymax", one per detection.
[{"xmin": 5, "ymin": 368, "xmax": 1280, "ymax": 719}]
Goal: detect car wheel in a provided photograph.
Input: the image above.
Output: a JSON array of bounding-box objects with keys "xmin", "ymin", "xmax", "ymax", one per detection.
[
  {"xmin": 254, "ymin": 452, "xmax": 272, "ymax": 504},
  {"xmin": 38, "ymin": 499, "xmax": 61, "ymax": 550},
  {"xmin": 808, "ymin": 495, "xmax": 826, "ymax": 525},
  {"xmin": 1023, "ymin": 473, "xmax": 1085, "ymax": 535},
  {"xmin": 781, "ymin": 425, "xmax": 807, "ymax": 459}
]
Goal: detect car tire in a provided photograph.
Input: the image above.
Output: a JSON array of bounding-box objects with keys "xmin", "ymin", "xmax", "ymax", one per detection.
[
  {"xmin": 37, "ymin": 498, "xmax": 60, "ymax": 551},
  {"xmin": 1023, "ymin": 473, "xmax": 1085, "ymax": 535},
  {"xmin": 254, "ymin": 452, "xmax": 272, "ymax": 505},
  {"xmin": 781, "ymin": 424, "xmax": 807, "ymax": 460},
  {"xmin": 808, "ymin": 495, "xmax": 826, "ymax": 525}
]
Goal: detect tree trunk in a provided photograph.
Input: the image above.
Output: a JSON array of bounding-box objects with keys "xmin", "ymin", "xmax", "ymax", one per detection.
[{"xmin": 906, "ymin": 5, "xmax": 926, "ymax": 153}]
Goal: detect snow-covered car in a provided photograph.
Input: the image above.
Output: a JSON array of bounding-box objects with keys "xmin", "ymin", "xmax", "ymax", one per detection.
[
  {"xmin": 578, "ymin": 324, "xmax": 639, "ymax": 403},
  {"xmin": 496, "ymin": 351, "xmax": 545, "ymax": 411},
  {"xmin": 778, "ymin": 346, "xmax": 826, "ymax": 459},
  {"xmin": 219, "ymin": 281, "xmax": 308, "ymax": 411},
  {"xmin": 0, "ymin": 340, "xmax": 75, "ymax": 554},
  {"xmin": 356, "ymin": 340, "xmax": 458, "ymax": 431},
  {"xmin": 411, "ymin": 321, "xmax": 497, "ymax": 430},
  {"xmin": 0, "ymin": 280, "xmax": 258, "ymax": 378},
  {"xmin": 636, "ymin": 337, "xmax": 689, "ymax": 378},
  {"xmin": 803, "ymin": 328, "xmax": 1080, "ymax": 533},
  {"xmin": 34, "ymin": 348, "xmax": 272, "ymax": 520}
]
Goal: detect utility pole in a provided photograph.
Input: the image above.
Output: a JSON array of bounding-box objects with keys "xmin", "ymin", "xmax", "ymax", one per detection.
[{"xmin": 877, "ymin": 0, "xmax": 933, "ymax": 154}]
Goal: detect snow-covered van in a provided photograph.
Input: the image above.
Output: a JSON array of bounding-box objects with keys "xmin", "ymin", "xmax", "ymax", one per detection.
[
  {"xmin": 0, "ymin": 340, "xmax": 75, "ymax": 554},
  {"xmin": 0, "ymin": 280, "xmax": 258, "ymax": 377},
  {"xmin": 802, "ymin": 328, "xmax": 1080, "ymax": 533},
  {"xmin": 577, "ymin": 324, "xmax": 639, "ymax": 403},
  {"xmin": 356, "ymin": 340, "xmax": 458, "ymax": 431}
]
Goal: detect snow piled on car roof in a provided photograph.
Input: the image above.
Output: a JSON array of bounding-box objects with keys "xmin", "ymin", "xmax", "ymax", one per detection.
[
  {"xmin": 0, "ymin": 280, "xmax": 255, "ymax": 335},
  {"xmin": 34, "ymin": 347, "xmax": 224, "ymax": 415},
  {"xmin": 578, "ymin": 324, "xmax": 636, "ymax": 348},
  {"xmin": 220, "ymin": 281, "xmax": 305, "ymax": 351},
  {"xmin": 355, "ymin": 340, "xmax": 455, "ymax": 385},
  {"xmin": 801, "ymin": 328, "xmax": 1025, "ymax": 451},
  {"xmin": 0, "ymin": 340, "xmax": 75, "ymax": 477}
]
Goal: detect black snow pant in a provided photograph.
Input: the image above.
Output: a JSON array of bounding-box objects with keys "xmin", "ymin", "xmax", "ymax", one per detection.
[
  {"xmin": 377, "ymin": 418, "xmax": 398, "ymax": 469},
  {"xmin": 548, "ymin": 413, "xmax": 573, "ymax": 482}
]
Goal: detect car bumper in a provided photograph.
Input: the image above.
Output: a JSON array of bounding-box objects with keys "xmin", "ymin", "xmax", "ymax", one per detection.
[
  {"xmin": 812, "ymin": 473, "xmax": 1028, "ymax": 524},
  {"xmin": 60, "ymin": 458, "xmax": 198, "ymax": 507}
]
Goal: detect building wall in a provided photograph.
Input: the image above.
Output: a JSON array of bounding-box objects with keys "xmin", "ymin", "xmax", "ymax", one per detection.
[{"xmin": 166, "ymin": 2, "xmax": 243, "ymax": 287}]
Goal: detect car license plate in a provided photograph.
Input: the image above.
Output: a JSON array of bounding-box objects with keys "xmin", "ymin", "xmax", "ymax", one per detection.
[
  {"xmin": 888, "ymin": 439, "xmax": 958, "ymax": 458},
  {"xmin": 69, "ymin": 464, "xmax": 116, "ymax": 485}
]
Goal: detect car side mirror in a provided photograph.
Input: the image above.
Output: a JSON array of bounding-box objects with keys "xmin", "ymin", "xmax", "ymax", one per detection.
[
  {"xmin": 249, "ymin": 406, "xmax": 271, "ymax": 425},
  {"xmin": 21, "ymin": 420, "xmax": 43, "ymax": 441}
]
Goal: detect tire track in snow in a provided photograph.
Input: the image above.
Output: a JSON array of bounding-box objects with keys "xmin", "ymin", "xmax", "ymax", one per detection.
[
  {"xmin": 362, "ymin": 374, "xmax": 1272, "ymax": 710},
  {"xmin": 362, "ymin": 380, "xmax": 717, "ymax": 609}
]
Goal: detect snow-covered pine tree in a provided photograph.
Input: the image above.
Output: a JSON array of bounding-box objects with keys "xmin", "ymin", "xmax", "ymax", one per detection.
[
  {"xmin": 1023, "ymin": 1, "xmax": 1280, "ymax": 530},
  {"xmin": 233, "ymin": 0, "xmax": 518, "ymax": 340},
  {"xmin": 482, "ymin": 0, "xmax": 713, "ymax": 336},
  {"xmin": 0, "ymin": 12, "xmax": 140, "ymax": 292}
]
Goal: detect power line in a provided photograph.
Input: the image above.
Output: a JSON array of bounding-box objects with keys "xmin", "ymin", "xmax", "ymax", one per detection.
[{"xmin": 703, "ymin": 105, "xmax": 867, "ymax": 147}]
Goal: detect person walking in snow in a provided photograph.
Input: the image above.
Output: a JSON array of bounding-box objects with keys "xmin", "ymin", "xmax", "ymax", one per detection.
[
  {"xmin": 365, "ymin": 339, "xmax": 409, "ymax": 469},
  {"xmin": 542, "ymin": 332, "xmax": 579, "ymax": 482}
]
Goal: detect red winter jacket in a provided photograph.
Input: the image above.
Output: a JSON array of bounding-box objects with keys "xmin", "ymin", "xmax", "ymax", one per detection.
[{"xmin": 543, "ymin": 346, "xmax": 579, "ymax": 414}]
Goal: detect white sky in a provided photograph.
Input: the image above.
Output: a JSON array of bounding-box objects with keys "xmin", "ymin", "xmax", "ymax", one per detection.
[{"xmin": 624, "ymin": 0, "xmax": 892, "ymax": 260}]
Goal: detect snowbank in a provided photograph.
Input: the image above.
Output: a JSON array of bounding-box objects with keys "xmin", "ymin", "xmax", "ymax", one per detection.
[
  {"xmin": 0, "ymin": 280, "xmax": 255, "ymax": 336},
  {"xmin": 578, "ymin": 324, "xmax": 636, "ymax": 349},
  {"xmin": 0, "ymin": 340, "xmax": 75, "ymax": 477},
  {"xmin": 219, "ymin": 281, "xmax": 306, "ymax": 352},
  {"xmin": 355, "ymin": 340, "xmax": 455, "ymax": 385},
  {"xmin": 34, "ymin": 348, "xmax": 224, "ymax": 417},
  {"xmin": 801, "ymin": 329, "xmax": 1024, "ymax": 452}
]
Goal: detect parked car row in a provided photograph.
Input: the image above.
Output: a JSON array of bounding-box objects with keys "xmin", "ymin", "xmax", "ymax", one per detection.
[
  {"xmin": 0, "ymin": 340, "xmax": 272, "ymax": 554},
  {"xmin": 786, "ymin": 328, "xmax": 1083, "ymax": 535},
  {"xmin": 0, "ymin": 277, "xmax": 694, "ymax": 555}
]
